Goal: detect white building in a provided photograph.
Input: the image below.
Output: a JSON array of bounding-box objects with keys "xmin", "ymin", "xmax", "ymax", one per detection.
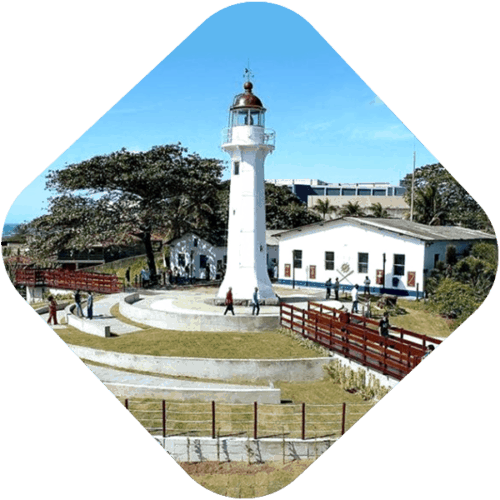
[
  {"xmin": 169, "ymin": 231, "xmax": 280, "ymax": 282},
  {"xmin": 217, "ymin": 80, "xmax": 277, "ymax": 302},
  {"xmin": 168, "ymin": 233, "xmax": 226, "ymax": 280},
  {"xmin": 276, "ymin": 217, "xmax": 496, "ymax": 298}
]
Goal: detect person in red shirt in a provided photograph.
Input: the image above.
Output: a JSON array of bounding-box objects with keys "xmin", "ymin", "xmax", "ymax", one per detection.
[
  {"xmin": 47, "ymin": 295, "xmax": 58, "ymax": 325},
  {"xmin": 224, "ymin": 287, "xmax": 235, "ymax": 316}
]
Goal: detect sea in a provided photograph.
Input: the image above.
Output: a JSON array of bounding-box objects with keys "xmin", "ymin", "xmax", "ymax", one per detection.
[{"xmin": 2, "ymin": 223, "xmax": 19, "ymax": 238}]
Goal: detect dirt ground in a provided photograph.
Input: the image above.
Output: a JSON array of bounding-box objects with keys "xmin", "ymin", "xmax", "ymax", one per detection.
[{"xmin": 179, "ymin": 459, "xmax": 316, "ymax": 497}]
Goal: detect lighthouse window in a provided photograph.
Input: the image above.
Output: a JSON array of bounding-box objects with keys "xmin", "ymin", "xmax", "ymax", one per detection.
[
  {"xmin": 236, "ymin": 110, "xmax": 248, "ymax": 126},
  {"xmin": 250, "ymin": 110, "xmax": 260, "ymax": 126},
  {"xmin": 233, "ymin": 161, "xmax": 240, "ymax": 175}
]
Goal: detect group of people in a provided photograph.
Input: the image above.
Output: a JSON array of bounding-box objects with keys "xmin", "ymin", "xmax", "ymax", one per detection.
[
  {"xmin": 326, "ymin": 276, "xmax": 372, "ymax": 315},
  {"xmin": 223, "ymin": 287, "xmax": 261, "ymax": 316},
  {"xmin": 73, "ymin": 289, "xmax": 94, "ymax": 319},
  {"xmin": 46, "ymin": 289, "xmax": 94, "ymax": 325}
]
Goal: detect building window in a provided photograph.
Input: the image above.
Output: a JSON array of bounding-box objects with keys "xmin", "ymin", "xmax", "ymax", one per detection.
[
  {"xmin": 199, "ymin": 255, "xmax": 207, "ymax": 268},
  {"xmin": 193, "ymin": 238, "xmax": 198, "ymax": 247},
  {"xmin": 325, "ymin": 252, "xmax": 335, "ymax": 270},
  {"xmin": 358, "ymin": 189, "xmax": 371, "ymax": 196},
  {"xmin": 233, "ymin": 161, "xmax": 240, "ymax": 175},
  {"xmin": 434, "ymin": 254, "xmax": 440, "ymax": 267},
  {"xmin": 293, "ymin": 250, "xmax": 302, "ymax": 269},
  {"xmin": 342, "ymin": 188, "xmax": 356, "ymax": 196},
  {"xmin": 394, "ymin": 254, "xmax": 405, "ymax": 276},
  {"xmin": 326, "ymin": 188, "xmax": 340, "ymax": 196},
  {"xmin": 358, "ymin": 253, "xmax": 369, "ymax": 273},
  {"xmin": 373, "ymin": 189, "xmax": 386, "ymax": 196}
]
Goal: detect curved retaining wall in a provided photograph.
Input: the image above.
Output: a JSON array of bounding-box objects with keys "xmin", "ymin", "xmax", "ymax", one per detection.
[
  {"xmin": 102, "ymin": 382, "xmax": 280, "ymax": 404},
  {"xmin": 68, "ymin": 344, "xmax": 332, "ymax": 383},
  {"xmin": 120, "ymin": 293, "xmax": 280, "ymax": 332},
  {"xmin": 65, "ymin": 303, "xmax": 110, "ymax": 338}
]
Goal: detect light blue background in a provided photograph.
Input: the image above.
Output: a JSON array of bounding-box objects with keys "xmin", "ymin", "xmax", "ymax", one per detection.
[{"xmin": 0, "ymin": 0, "xmax": 500, "ymax": 499}]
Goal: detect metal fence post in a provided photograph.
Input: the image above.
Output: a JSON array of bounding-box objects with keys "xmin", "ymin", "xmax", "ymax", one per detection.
[
  {"xmin": 341, "ymin": 403, "xmax": 346, "ymax": 435},
  {"xmin": 254, "ymin": 402, "xmax": 258, "ymax": 440},
  {"xmin": 125, "ymin": 398, "xmax": 129, "ymax": 410},
  {"xmin": 162, "ymin": 400, "xmax": 166, "ymax": 438},
  {"xmin": 301, "ymin": 402, "xmax": 306, "ymax": 440},
  {"xmin": 212, "ymin": 401, "xmax": 216, "ymax": 439}
]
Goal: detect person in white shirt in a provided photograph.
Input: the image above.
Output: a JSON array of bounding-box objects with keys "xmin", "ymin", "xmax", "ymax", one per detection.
[{"xmin": 351, "ymin": 284, "xmax": 360, "ymax": 313}]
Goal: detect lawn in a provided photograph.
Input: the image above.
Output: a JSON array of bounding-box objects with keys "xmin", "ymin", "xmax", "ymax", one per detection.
[
  {"xmin": 58, "ymin": 326, "xmax": 324, "ymax": 359},
  {"xmin": 386, "ymin": 298, "xmax": 453, "ymax": 338}
]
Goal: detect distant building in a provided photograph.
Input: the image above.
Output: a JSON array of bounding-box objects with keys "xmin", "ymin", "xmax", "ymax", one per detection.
[
  {"xmin": 267, "ymin": 179, "xmax": 408, "ymax": 218},
  {"xmin": 276, "ymin": 217, "xmax": 495, "ymax": 298}
]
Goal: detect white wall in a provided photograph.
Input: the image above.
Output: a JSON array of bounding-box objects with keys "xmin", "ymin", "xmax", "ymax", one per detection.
[
  {"xmin": 278, "ymin": 220, "xmax": 426, "ymax": 297},
  {"xmin": 169, "ymin": 234, "xmax": 225, "ymax": 279}
]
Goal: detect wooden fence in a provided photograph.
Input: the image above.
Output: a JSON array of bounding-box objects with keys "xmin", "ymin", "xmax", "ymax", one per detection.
[
  {"xmin": 280, "ymin": 302, "xmax": 442, "ymax": 381},
  {"xmin": 15, "ymin": 268, "xmax": 124, "ymax": 294}
]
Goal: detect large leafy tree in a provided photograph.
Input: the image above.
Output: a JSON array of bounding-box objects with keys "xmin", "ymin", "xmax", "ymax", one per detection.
[
  {"xmin": 27, "ymin": 144, "xmax": 224, "ymax": 277},
  {"xmin": 402, "ymin": 163, "xmax": 492, "ymax": 230}
]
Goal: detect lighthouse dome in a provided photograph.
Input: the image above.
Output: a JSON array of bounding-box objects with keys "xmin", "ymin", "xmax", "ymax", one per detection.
[{"xmin": 230, "ymin": 82, "xmax": 265, "ymax": 110}]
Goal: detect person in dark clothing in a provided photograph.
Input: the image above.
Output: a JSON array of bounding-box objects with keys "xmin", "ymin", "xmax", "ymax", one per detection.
[
  {"xmin": 224, "ymin": 287, "xmax": 235, "ymax": 316},
  {"xmin": 378, "ymin": 311, "xmax": 390, "ymax": 345},
  {"xmin": 333, "ymin": 277, "xmax": 340, "ymax": 301},
  {"xmin": 125, "ymin": 267, "xmax": 131, "ymax": 286},
  {"xmin": 325, "ymin": 278, "xmax": 332, "ymax": 299},
  {"xmin": 74, "ymin": 290, "xmax": 83, "ymax": 317}
]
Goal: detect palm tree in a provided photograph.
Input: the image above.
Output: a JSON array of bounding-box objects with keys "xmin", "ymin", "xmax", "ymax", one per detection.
[
  {"xmin": 369, "ymin": 202, "xmax": 389, "ymax": 218},
  {"xmin": 313, "ymin": 198, "xmax": 336, "ymax": 220},
  {"xmin": 410, "ymin": 184, "xmax": 446, "ymax": 225},
  {"xmin": 337, "ymin": 201, "xmax": 365, "ymax": 217}
]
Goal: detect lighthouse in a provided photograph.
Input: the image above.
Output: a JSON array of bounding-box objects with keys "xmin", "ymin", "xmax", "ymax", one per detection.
[{"xmin": 217, "ymin": 79, "xmax": 277, "ymax": 302}]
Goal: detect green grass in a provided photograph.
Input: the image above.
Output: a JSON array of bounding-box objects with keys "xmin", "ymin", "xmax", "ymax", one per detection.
[
  {"xmin": 385, "ymin": 299, "xmax": 453, "ymax": 338},
  {"xmin": 58, "ymin": 326, "xmax": 324, "ymax": 359}
]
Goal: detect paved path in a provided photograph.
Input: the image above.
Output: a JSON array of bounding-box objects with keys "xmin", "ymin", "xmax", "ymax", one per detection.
[
  {"xmin": 86, "ymin": 363, "xmax": 267, "ymax": 391},
  {"xmin": 40, "ymin": 286, "xmax": 358, "ymax": 332}
]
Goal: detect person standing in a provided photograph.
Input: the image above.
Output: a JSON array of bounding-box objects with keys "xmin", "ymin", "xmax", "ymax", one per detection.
[
  {"xmin": 378, "ymin": 311, "xmax": 390, "ymax": 341},
  {"xmin": 224, "ymin": 287, "xmax": 235, "ymax": 316},
  {"xmin": 364, "ymin": 276, "xmax": 371, "ymax": 297},
  {"xmin": 87, "ymin": 291, "xmax": 94, "ymax": 320},
  {"xmin": 351, "ymin": 284, "xmax": 359, "ymax": 313},
  {"xmin": 252, "ymin": 287, "xmax": 260, "ymax": 316},
  {"xmin": 333, "ymin": 277, "xmax": 340, "ymax": 301},
  {"xmin": 325, "ymin": 278, "xmax": 332, "ymax": 299},
  {"xmin": 125, "ymin": 267, "xmax": 131, "ymax": 286},
  {"xmin": 74, "ymin": 290, "xmax": 83, "ymax": 317},
  {"xmin": 47, "ymin": 295, "xmax": 58, "ymax": 325}
]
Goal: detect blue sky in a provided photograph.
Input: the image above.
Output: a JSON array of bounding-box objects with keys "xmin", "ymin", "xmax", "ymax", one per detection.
[{"xmin": 5, "ymin": 2, "xmax": 437, "ymax": 224}]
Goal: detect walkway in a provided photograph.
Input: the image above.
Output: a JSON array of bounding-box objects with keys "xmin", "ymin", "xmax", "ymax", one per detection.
[{"xmin": 84, "ymin": 362, "xmax": 280, "ymax": 403}]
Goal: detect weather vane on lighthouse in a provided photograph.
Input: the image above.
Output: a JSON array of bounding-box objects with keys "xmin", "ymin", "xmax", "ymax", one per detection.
[
  {"xmin": 217, "ymin": 74, "xmax": 278, "ymax": 303},
  {"xmin": 243, "ymin": 64, "xmax": 254, "ymax": 82}
]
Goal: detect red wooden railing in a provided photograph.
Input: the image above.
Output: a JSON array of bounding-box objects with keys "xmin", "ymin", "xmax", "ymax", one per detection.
[
  {"xmin": 15, "ymin": 268, "xmax": 124, "ymax": 294},
  {"xmin": 280, "ymin": 302, "xmax": 442, "ymax": 381}
]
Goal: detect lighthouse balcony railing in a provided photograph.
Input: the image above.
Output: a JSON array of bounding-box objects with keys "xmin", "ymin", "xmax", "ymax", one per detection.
[{"xmin": 221, "ymin": 128, "xmax": 276, "ymax": 148}]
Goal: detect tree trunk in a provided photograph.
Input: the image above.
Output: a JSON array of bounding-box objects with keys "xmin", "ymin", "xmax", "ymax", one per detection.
[{"xmin": 142, "ymin": 232, "xmax": 157, "ymax": 281}]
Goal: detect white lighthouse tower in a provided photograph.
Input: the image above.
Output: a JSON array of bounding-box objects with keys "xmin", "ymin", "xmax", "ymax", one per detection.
[{"xmin": 217, "ymin": 79, "xmax": 277, "ymax": 302}]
